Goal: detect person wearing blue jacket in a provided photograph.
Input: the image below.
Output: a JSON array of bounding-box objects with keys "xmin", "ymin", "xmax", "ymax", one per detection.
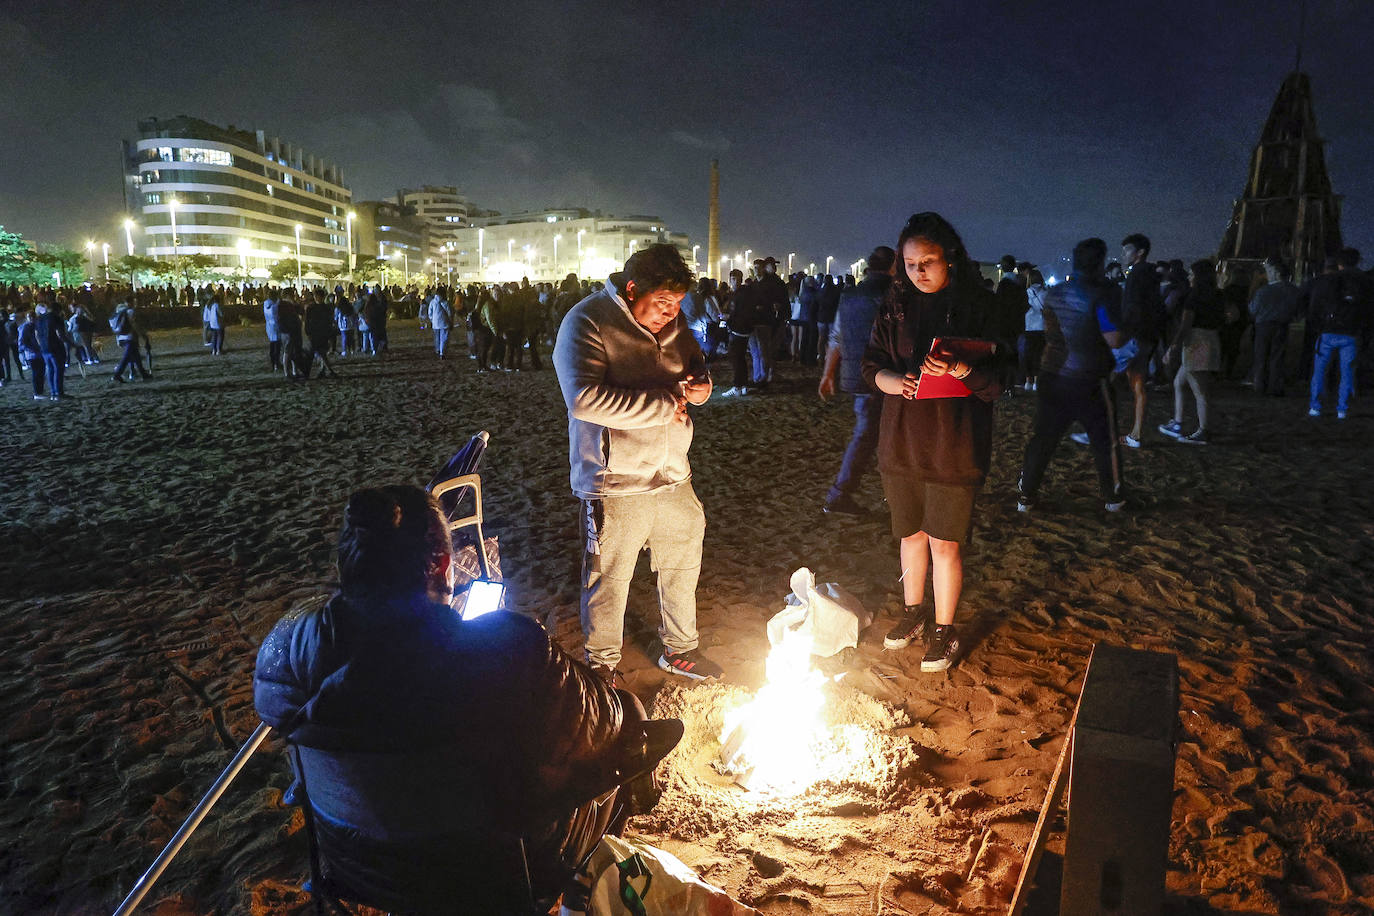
[
  {"xmin": 819, "ymin": 246, "xmax": 895, "ymax": 516},
  {"xmin": 255, "ymin": 484, "xmax": 679, "ymax": 914}
]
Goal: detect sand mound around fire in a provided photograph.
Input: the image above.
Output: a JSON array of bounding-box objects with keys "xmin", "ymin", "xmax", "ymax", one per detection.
[{"xmin": 635, "ymin": 681, "xmax": 926, "ymax": 837}]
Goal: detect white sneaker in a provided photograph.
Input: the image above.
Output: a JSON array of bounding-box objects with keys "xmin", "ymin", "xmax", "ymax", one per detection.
[
  {"xmin": 1069, "ymin": 431, "xmax": 1090, "ymax": 445},
  {"xmin": 1308, "ymin": 408, "xmax": 1321, "ymax": 417},
  {"xmin": 720, "ymin": 387, "xmax": 740, "ymax": 397},
  {"xmin": 1123, "ymin": 434, "xmax": 1142, "ymax": 449},
  {"xmin": 1337, "ymin": 410, "xmax": 1348, "ymax": 420}
]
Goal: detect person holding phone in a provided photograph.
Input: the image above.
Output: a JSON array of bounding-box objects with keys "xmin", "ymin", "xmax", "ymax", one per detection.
[{"xmin": 860, "ymin": 212, "xmax": 1003, "ymax": 672}]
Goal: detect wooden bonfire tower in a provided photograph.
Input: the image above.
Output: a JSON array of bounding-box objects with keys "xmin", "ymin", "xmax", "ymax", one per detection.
[{"xmin": 1217, "ymin": 71, "xmax": 1342, "ymax": 281}]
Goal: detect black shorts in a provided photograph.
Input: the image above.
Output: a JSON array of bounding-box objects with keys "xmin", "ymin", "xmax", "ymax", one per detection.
[{"xmin": 880, "ymin": 475, "xmax": 978, "ymax": 543}]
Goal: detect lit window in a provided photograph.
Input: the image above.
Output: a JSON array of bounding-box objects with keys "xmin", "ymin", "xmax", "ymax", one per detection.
[
  {"xmin": 156, "ymin": 147, "xmax": 173, "ymax": 162},
  {"xmin": 283, "ymin": 174, "xmax": 293, "ymax": 186},
  {"xmin": 176, "ymin": 147, "xmax": 234, "ymax": 166}
]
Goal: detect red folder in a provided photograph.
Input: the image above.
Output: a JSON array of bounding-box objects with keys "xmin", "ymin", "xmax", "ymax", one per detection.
[{"xmin": 914, "ymin": 337, "xmax": 998, "ymax": 399}]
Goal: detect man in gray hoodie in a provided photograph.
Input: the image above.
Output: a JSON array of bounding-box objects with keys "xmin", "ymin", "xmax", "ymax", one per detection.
[{"xmin": 554, "ymin": 244, "xmax": 722, "ymax": 686}]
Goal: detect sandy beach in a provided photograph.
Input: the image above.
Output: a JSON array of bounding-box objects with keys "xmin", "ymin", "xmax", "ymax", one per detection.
[{"xmin": 2, "ymin": 322, "xmax": 1371, "ymax": 914}]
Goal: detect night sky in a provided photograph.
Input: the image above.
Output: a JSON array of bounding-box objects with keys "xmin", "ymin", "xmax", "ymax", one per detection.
[{"xmin": 3, "ymin": 0, "xmax": 1371, "ymax": 274}]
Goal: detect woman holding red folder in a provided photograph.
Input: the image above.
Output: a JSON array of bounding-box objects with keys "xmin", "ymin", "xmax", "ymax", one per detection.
[{"xmin": 860, "ymin": 212, "xmax": 1004, "ymax": 672}]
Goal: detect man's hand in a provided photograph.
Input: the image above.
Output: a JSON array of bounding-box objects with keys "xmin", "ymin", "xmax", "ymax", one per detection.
[
  {"xmin": 672, "ymin": 393, "xmax": 690, "ymax": 423},
  {"xmin": 818, "ymin": 374, "xmax": 836, "ymax": 400},
  {"xmin": 682, "ymin": 373, "xmax": 712, "ymax": 405}
]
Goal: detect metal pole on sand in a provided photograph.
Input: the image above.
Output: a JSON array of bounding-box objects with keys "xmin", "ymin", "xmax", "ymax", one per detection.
[{"xmin": 112, "ymin": 721, "xmax": 272, "ymax": 916}]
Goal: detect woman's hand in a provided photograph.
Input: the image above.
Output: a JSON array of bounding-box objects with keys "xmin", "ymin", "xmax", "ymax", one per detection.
[
  {"xmin": 922, "ymin": 349, "xmax": 969, "ymax": 379},
  {"xmin": 876, "ymin": 369, "xmax": 921, "ymax": 399}
]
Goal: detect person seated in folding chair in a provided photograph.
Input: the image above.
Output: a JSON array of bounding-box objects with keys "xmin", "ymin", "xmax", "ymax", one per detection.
[{"xmin": 254, "ymin": 484, "xmax": 681, "ymax": 916}]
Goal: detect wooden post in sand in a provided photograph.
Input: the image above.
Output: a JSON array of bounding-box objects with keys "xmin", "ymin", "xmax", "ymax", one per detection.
[{"xmin": 1007, "ymin": 643, "xmax": 1179, "ymax": 916}]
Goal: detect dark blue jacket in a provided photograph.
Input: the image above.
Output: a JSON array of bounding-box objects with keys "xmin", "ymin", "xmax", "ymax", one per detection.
[
  {"xmin": 1040, "ymin": 274, "xmax": 1120, "ymax": 380},
  {"xmin": 34, "ymin": 310, "xmax": 68, "ymax": 356},
  {"xmin": 835, "ymin": 272, "xmax": 890, "ymax": 393},
  {"xmin": 254, "ymin": 594, "xmax": 626, "ymax": 835}
]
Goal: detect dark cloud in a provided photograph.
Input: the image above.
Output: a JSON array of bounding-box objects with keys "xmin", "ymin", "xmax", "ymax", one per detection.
[{"xmin": 2, "ymin": 0, "xmax": 1371, "ymax": 271}]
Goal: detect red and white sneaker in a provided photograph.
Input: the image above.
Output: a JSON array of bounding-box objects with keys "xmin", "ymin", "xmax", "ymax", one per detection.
[{"xmin": 657, "ymin": 649, "xmax": 723, "ymax": 681}]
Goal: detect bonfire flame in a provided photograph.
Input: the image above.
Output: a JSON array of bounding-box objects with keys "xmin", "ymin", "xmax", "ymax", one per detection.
[{"xmin": 718, "ymin": 625, "xmax": 831, "ymax": 793}]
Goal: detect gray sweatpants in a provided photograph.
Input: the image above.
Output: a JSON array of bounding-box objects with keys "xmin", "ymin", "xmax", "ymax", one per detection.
[{"xmin": 580, "ymin": 481, "xmax": 704, "ymax": 668}]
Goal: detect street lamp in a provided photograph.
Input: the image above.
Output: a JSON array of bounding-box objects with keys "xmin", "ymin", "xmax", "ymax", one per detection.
[
  {"xmin": 826, "ymin": 255, "xmax": 834, "ymax": 275},
  {"xmin": 346, "ymin": 210, "xmax": 356, "ymax": 278},
  {"xmin": 237, "ymin": 237, "xmax": 250, "ymax": 276},
  {"xmin": 788, "ymin": 252, "xmax": 795, "ymax": 274},
  {"xmin": 809, "ymin": 262, "xmax": 816, "ymax": 275},
  {"xmin": 554, "ymin": 234, "xmax": 562, "ymax": 270},
  {"xmin": 294, "ymin": 224, "xmax": 303, "ymax": 289},
  {"xmin": 691, "ymin": 244, "xmax": 700, "ymax": 274},
  {"xmin": 167, "ymin": 197, "xmax": 179, "ymax": 259},
  {"xmin": 124, "ymin": 219, "xmax": 138, "ymax": 294},
  {"xmin": 85, "ymin": 241, "xmax": 95, "ymax": 279},
  {"xmin": 102, "ymin": 242, "xmax": 110, "ymax": 282},
  {"xmin": 719, "ymin": 256, "xmax": 728, "ymax": 279},
  {"xmin": 443, "ymin": 244, "xmax": 452, "ymax": 284},
  {"xmin": 744, "ymin": 249, "xmax": 752, "ymax": 266}
]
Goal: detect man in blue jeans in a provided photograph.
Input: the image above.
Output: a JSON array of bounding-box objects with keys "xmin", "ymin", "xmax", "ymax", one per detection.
[
  {"xmin": 819, "ymin": 246, "xmax": 895, "ymax": 515},
  {"xmin": 1307, "ymin": 247, "xmax": 1371, "ymax": 420}
]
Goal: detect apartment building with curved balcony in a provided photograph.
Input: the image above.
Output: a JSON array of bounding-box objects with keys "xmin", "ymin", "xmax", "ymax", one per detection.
[{"xmin": 122, "ymin": 116, "xmax": 353, "ymax": 276}]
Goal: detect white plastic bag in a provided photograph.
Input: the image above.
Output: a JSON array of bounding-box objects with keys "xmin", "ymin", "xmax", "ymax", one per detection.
[
  {"xmin": 766, "ymin": 567, "xmax": 871, "ymax": 658},
  {"xmin": 587, "ymin": 835, "xmax": 759, "ymax": 915}
]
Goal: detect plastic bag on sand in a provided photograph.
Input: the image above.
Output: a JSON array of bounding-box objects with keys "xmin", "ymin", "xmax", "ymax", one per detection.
[
  {"xmin": 766, "ymin": 567, "xmax": 872, "ymax": 658},
  {"xmin": 587, "ymin": 835, "xmax": 759, "ymax": 915}
]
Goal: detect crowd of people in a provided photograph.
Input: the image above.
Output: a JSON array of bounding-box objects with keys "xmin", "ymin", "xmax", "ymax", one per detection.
[
  {"xmin": 4, "ymin": 232, "xmax": 1367, "ymax": 914},
  {"xmin": 4, "ymin": 239, "xmax": 1370, "ymax": 677}
]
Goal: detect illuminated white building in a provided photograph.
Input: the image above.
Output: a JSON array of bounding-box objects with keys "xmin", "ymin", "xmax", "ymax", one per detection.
[
  {"xmin": 122, "ymin": 116, "xmax": 353, "ymax": 277},
  {"xmin": 446, "ymin": 208, "xmax": 694, "ymax": 283},
  {"xmin": 394, "ymin": 185, "xmax": 470, "ymax": 262}
]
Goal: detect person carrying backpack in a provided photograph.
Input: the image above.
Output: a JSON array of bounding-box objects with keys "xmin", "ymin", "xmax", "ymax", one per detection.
[{"xmin": 109, "ymin": 301, "xmax": 152, "ymax": 383}]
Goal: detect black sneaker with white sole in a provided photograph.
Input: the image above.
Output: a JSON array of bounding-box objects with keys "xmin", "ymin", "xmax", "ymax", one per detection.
[
  {"xmin": 884, "ymin": 604, "xmax": 931, "ymax": 650},
  {"xmin": 921, "ymin": 624, "xmax": 961, "ymax": 672},
  {"xmin": 658, "ymin": 649, "xmax": 723, "ymax": 680}
]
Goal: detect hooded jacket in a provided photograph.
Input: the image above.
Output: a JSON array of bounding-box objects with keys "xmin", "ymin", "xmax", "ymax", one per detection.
[
  {"xmin": 553, "ymin": 276, "xmax": 707, "ymax": 499},
  {"xmin": 861, "ymin": 280, "xmax": 1003, "ymax": 486}
]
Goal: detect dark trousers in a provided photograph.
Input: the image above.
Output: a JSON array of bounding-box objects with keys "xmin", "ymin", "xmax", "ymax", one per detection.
[
  {"xmin": 308, "ymin": 337, "xmax": 334, "ymax": 377},
  {"xmin": 1018, "ymin": 331, "xmax": 1046, "ymax": 380},
  {"xmin": 502, "ymin": 330, "xmax": 523, "ymax": 369},
  {"xmin": 209, "ymin": 327, "xmax": 225, "ymax": 355},
  {"xmin": 1251, "ymin": 321, "xmax": 1289, "ymax": 395},
  {"xmin": 474, "ymin": 327, "xmax": 495, "ymax": 367},
  {"xmin": 524, "ymin": 332, "xmax": 543, "ymax": 369},
  {"xmin": 268, "ymin": 339, "xmax": 282, "ymax": 370},
  {"xmin": 727, "ymin": 332, "xmax": 751, "ymax": 388},
  {"xmin": 827, "ymin": 392, "xmax": 882, "ymax": 503},
  {"xmin": 114, "ymin": 339, "xmax": 147, "ymax": 379},
  {"xmin": 29, "ymin": 355, "xmax": 45, "ymax": 395},
  {"xmin": 41, "ymin": 351, "xmax": 65, "ymax": 397},
  {"xmin": 1021, "ymin": 373, "xmax": 1123, "ymax": 500}
]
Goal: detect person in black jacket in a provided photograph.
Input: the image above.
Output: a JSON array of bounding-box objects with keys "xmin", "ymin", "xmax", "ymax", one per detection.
[
  {"xmin": 32, "ymin": 297, "xmax": 72, "ymax": 401},
  {"xmin": 303, "ymin": 290, "xmax": 338, "ymax": 378},
  {"xmin": 1306, "ymin": 247, "xmax": 1371, "ymax": 419},
  {"xmin": 254, "ymin": 485, "xmax": 679, "ymax": 915},
  {"xmin": 860, "ymin": 213, "xmax": 1003, "ymax": 672}
]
